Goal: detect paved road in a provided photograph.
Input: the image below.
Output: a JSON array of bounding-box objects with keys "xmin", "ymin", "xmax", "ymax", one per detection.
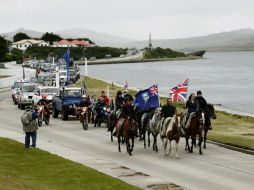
[{"xmin": 0, "ymin": 93, "xmax": 253, "ymax": 190}]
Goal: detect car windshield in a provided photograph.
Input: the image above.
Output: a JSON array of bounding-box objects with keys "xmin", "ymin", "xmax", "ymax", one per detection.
[
  {"xmin": 63, "ymin": 90, "xmax": 82, "ymax": 97},
  {"xmin": 38, "ymin": 75, "xmax": 49, "ymax": 82},
  {"xmin": 41, "ymin": 88, "xmax": 59, "ymax": 94},
  {"xmin": 30, "ymin": 77, "xmax": 38, "ymax": 83},
  {"xmin": 23, "ymin": 85, "xmax": 35, "ymax": 92},
  {"xmin": 14, "ymin": 82, "xmax": 28, "ymax": 88},
  {"xmin": 69, "ymin": 70, "xmax": 75, "ymax": 75}
]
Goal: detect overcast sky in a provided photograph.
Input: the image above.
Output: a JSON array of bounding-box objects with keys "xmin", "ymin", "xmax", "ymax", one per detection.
[{"xmin": 1, "ymin": 0, "xmax": 254, "ymax": 40}]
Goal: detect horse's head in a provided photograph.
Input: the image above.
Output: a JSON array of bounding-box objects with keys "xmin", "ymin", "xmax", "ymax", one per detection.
[
  {"xmin": 198, "ymin": 110, "xmax": 206, "ymax": 128},
  {"xmin": 207, "ymin": 104, "xmax": 216, "ymax": 119},
  {"xmin": 128, "ymin": 117, "xmax": 138, "ymax": 132},
  {"xmin": 154, "ymin": 107, "xmax": 162, "ymax": 123},
  {"xmin": 175, "ymin": 113, "xmax": 182, "ymax": 130}
]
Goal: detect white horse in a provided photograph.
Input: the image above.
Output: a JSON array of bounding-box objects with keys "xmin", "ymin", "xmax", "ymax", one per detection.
[{"xmin": 147, "ymin": 107, "xmax": 162, "ymax": 152}]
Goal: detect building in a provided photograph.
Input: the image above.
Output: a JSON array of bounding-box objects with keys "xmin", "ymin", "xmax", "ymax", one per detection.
[
  {"xmin": 11, "ymin": 39, "xmax": 49, "ymax": 50},
  {"xmin": 52, "ymin": 39, "xmax": 92, "ymax": 48}
]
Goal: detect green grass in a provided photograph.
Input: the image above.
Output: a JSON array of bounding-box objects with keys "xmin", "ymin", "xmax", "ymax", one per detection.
[
  {"xmin": 0, "ymin": 74, "xmax": 10, "ymax": 78},
  {"xmin": 77, "ymin": 76, "xmax": 254, "ymax": 151},
  {"xmin": 0, "ymin": 137, "xmax": 141, "ymax": 190}
]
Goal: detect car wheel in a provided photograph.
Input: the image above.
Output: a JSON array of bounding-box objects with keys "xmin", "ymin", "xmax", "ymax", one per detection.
[{"xmin": 21, "ymin": 104, "xmax": 25, "ymax": 110}]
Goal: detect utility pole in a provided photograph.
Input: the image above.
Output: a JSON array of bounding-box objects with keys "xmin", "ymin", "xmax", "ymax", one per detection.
[{"xmin": 149, "ymin": 33, "xmax": 152, "ymax": 50}]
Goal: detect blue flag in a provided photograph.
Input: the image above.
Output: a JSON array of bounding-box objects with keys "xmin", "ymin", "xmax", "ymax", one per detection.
[
  {"xmin": 63, "ymin": 49, "xmax": 70, "ymax": 82},
  {"xmin": 134, "ymin": 85, "xmax": 159, "ymax": 111}
]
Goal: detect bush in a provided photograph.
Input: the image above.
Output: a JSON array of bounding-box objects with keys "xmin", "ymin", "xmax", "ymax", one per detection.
[
  {"xmin": 143, "ymin": 47, "xmax": 186, "ymax": 59},
  {"xmin": 24, "ymin": 46, "xmax": 127, "ymax": 60}
]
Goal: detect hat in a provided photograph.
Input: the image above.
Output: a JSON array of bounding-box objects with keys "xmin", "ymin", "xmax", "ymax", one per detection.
[
  {"xmin": 197, "ymin": 90, "xmax": 202, "ymax": 95},
  {"xmin": 82, "ymin": 94, "xmax": 87, "ymax": 98}
]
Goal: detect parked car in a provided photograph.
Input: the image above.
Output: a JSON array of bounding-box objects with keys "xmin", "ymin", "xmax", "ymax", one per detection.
[
  {"xmin": 29, "ymin": 76, "xmax": 38, "ymax": 84},
  {"xmin": 17, "ymin": 83, "xmax": 37, "ymax": 110},
  {"xmin": 11, "ymin": 79, "xmax": 29, "ymax": 105},
  {"xmin": 52, "ymin": 87, "xmax": 84, "ymax": 120},
  {"xmin": 37, "ymin": 74, "xmax": 52, "ymax": 86}
]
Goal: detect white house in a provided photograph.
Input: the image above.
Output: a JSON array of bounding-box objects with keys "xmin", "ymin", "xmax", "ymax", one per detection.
[{"xmin": 11, "ymin": 39, "xmax": 49, "ymax": 50}]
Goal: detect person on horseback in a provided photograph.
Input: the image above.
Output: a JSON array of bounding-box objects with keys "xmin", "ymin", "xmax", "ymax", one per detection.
[
  {"xmin": 184, "ymin": 93, "xmax": 199, "ymax": 129},
  {"xmin": 196, "ymin": 90, "xmax": 212, "ymax": 130},
  {"xmin": 160, "ymin": 97, "xmax": 179, "ymax": 136},
  {"xmin": 115, "ymin": 94, "xmax": 135, "ymax": 137}
]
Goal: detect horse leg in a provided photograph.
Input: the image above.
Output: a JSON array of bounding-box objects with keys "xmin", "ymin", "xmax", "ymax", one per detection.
[
  {"xmin": 203, "ymin": 129, "xmax": 207, "ymax": 149},
  {"xmin": 175, "ymin": 141, "xmax": 180, "ymax": 159},
  {"xmin": 144, "ymin": 131, "xmax": 147, "ymax": 149},
  {"xmin": 163, "ymin": 138, "xmax": 168, "ymax": 156},
  {"xmin": 190, "ymin": 137, "xmax": 194, "ymax": 153},
  {"xmin": 111, "ymin": 130, "xmax": 113, "ymax": 142},
  {"xmin": 148, "ymin": 131, "xmax": 151, "ymax": 147},
  {"xmin": 118, "ymin": 137, "xmax": 121, "ymax": 152},
  {"xmin": 131, "ymin": 137, "xmax": 134, "ymax": 153},
  {"xmin": 155, "ymin": 134, "xmax": 158, "ymax": 152},
  {"xmin": 199, "ymin": 133, "xmax": 203, "ymax": 155},
  {"xmin": 167, "ymin": 140, "xmax": 172, "ymax": 156}
]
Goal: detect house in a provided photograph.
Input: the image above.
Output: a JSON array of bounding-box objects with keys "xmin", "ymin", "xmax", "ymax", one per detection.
[
  {"xmin": 11, "ymin": 39, "xmax": 49, "ymax": 50},
  {"xmin": 52, "ymin": 39, "xmax": 92, "ymax": 47}
]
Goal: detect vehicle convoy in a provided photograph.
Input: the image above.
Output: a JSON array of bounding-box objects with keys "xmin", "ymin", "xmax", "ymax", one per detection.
[
  {"xmin": 52, "ymin": 87, "xmax": 84, "ymax": 120},
  {"xmin": 11, "ymin": 79, "xmax": 29, "ymax": 104},
  {"xmin": 17, "ymin": 83, "xmax": 37, "ymax": 110}
]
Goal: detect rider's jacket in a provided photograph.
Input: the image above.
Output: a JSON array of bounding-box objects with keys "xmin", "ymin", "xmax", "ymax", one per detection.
[
  {"xmin": 161, "ymin": 104, "xmax": 176, "ymax": 118},
  {"xmin": 195, "ymin": 96, "xmax": 207, "ymax": 110},
  {"xmin": 120, "ymin": 103, "xmax": 135, "ymax": 119},
  {"xmin": 124, "ymin": 94, "xmax": 134, "ymax": 102},
  {"xmin": 79, "ymin": 100, "xmax": 92, "ymax": 107},
  {"xmin": 37, "ymin": 99, "xmax": 49, "ymax": 106},
  {"xmin": 115, "ymin": 96, "xmax": 124, "ymax": 110},
  {"xmin": 186, "ymin": 100, "xmax": 199, "ymax": 114}
]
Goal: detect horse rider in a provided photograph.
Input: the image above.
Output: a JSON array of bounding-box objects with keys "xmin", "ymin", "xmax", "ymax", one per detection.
[
  {"xmin": 115, "ymin": 91, "xmax": 124, "ymax": 118},
  {"xmin": 160, "ymin": 97, "xmax": 179, "ymax": 137},
  {"xmin": 184, "ymin": 93, "xmax": 199, "ymax": 129},
  {"xmin": 115, "ymin": 94, "xmax": 135, "ymax": 137},
  {"xmin": 99, "ymin": 91, "xmax": 110, "ymax": 107},
  {"xmin": 196, "ymin": 90, "xmax": 212, "ymax": 130}
]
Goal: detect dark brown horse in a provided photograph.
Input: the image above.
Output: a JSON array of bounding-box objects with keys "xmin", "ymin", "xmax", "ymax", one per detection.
[
  {"xmin": 185, "ymin": 111, "xmax": 205, "ymax": 154},
  {"xmin": 203, "ymin": 104, "xmax": 217, "ymax": 149},
  {"xmin": 107, "ymin": 110, "xmax": 116, "ymax": 142},
  {"xmin": 117, "ymin": 117, "xmax": 138, "ymax": 156}
]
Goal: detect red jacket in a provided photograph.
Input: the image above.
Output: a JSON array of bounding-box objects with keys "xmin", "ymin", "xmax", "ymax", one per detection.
[{"xmin": 99, "ymin": 96, "xmax": 110, "ymax": 106}]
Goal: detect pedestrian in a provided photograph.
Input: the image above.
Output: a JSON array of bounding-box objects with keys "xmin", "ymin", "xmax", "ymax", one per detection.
[{"xmin": 21, "ymin": 106, "xmax": 39, "ymax": 148}]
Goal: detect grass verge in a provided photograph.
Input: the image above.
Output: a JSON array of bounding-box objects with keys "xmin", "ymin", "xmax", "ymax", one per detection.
[
  {"xmin": 76, "ymin": 76, "xmax": 254, "ymax": 151},
  {"xmin": 0, "ymin": 74, "xmax": 10, "ymax": 78},
  {"xmin": 0, "ymin": 137, "xmax": 141, "ymax": 190}
]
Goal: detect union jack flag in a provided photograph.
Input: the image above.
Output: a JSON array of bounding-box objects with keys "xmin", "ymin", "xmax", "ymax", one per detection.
[
  {"xmin": 149, "ymin": 84, "xmax": 158, "ymax": 96},
  {"xmin": 169, "ymin": 79, "xmax": 189, "ymax": 102}
]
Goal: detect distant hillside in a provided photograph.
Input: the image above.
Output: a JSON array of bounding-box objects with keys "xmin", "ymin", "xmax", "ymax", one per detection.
[
  {"xmin": 1, "ymin": 28, "xmax": 133, "ymax": 46},
  {"xmin": 122, "ymin": 28, "xmax": 254, "ymax": 52}
]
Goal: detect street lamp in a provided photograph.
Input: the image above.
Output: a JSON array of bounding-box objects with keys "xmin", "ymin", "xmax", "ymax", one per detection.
[{"xmin": 22, "ymin": 62, "xmax": 25, "ymax": 79}]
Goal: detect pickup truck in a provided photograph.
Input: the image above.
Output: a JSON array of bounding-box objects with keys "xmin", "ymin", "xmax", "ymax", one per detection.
[{"xmin": 52, "ymin": 87, "xmax": 84, "ymax": 120}]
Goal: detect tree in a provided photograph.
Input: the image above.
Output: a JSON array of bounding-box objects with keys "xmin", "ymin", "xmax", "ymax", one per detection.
[
  {"xmin": 41, "ymin": 32, "xmax": 62, "ymax": 45},
  {"xmin": 13, "ymin": 32, "xmax": 31, "ymax": 42},
  {"xmin": 11, "ymin": 48, "xmax": 23, "ymax": 64},
  {"xmin": 0, "ymin": 36, "xmax": 8, "ymax": 62}
]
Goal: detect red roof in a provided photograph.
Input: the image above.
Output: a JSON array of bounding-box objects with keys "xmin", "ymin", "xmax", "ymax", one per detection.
[
  {"xmin": 70, "ymin": 40, "xmax": 90, "ymax": 46},
  {"xmin": 58, "ymin": 40, "xmax": 70, "ymax": 45}
]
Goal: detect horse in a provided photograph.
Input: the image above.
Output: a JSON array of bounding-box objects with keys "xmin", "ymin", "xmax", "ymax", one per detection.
[
  {"xmin": 107, "ymin": 110, "xmax": 116, "ymax": 142},
  {"xmin": 147, "ymin": 107, "xmax": 161, "ymax": 152},
  {"xmin": 141, "ymin": 109, "xmax": 155, "ymax": 148},
  {"xmin": 133, "ymin": 106, "xmax": 144, "ymax": 140},
  {"xmin": 184, "ymin": 110, "xmax": 205, "ymax": 154},
  {"xmin": 162, "ymin": 113, "xmax": 182, "ymax": 158},
  {"xmin": 117, "ymin": 117, "xmax": 138, "ymax": 156},
  {"xmin": 203, "ymin": 104, "xmax": 217, "ymax": 149}
]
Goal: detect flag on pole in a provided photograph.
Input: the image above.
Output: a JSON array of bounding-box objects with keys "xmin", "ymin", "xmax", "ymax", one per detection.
[
  {"xmin": 169, "ymin": 79, "xmax": 189, "ymax": 102},
  {"xmin": 134, "ymin": 84, "xmax": 159, "ymax": 111},
  {"xmin": 124, "ymin": 80, "xmax": 128, "ymax": 89},
  {"xmin": 63, "ymin": 48, "xmax": 70, "ymax": 83}
]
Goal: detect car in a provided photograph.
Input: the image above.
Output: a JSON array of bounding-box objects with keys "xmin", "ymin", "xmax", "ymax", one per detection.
[
  {"xmin": 29, "ymin": 76, "xmax": 38, "ymax": 84},
  {"xmin": 52, "ymin": 87, "xmax": 84, "ymax": 120},
  {"xmin": 17, "ymin": 83, "xmax": 37, "ymax": 110},
  {"xmin": 59, "ymin": 70, "xmax": 67, "ymax": 83},
  {"xmin": 37, "ymin": 74, "xmax": 52, "ymax": 86},
  {"xmin": 11, "ymin": 79, "xmax": 29, "ymax": 105},
  {"xmin": 32, "ymin": 86, "xmax": 59, "ymax": 108}
]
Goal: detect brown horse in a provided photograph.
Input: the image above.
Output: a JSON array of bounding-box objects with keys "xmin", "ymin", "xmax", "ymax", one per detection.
[
  {"xmin": 203, "ymin": 104, "xmax": 217, "ymax": 149},
  {"xmin": 117, "ymin": 117, "xmax": 138, "ymax": 156},
  {"xmin": 162, "ymin": 113, "xmax": 182, "ymax": 158},
  {"xmin": 185, "ymin": 111, "xmax": 205, "ymax": 154}
]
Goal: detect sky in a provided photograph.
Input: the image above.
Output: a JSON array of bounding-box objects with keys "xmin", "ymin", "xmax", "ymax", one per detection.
[{"xmin": 1, "ymin": 0, "xmax": 254, "ymax": 40}]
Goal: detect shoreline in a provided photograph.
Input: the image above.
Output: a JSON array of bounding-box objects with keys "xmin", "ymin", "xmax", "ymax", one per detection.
[
  {"xmin": 83, "ymin": 75, "xmax": 254, "ymax": 118},
  {"xmin": 75, "ymin": 55, "xmax": 202, "ymax": 65}
]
